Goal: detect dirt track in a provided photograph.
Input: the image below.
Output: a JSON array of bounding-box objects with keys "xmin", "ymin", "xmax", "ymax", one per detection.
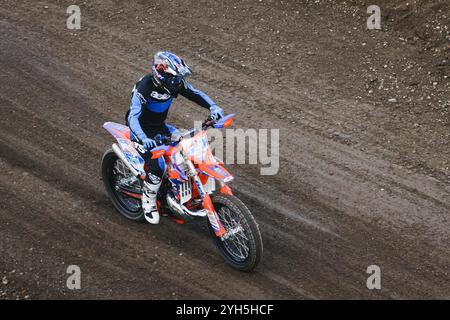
[{"xmin": 0, "ymin": 0, "xmax": 449, "ymax": 299}]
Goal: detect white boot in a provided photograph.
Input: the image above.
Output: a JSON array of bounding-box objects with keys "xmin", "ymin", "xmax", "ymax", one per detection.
[{"xmin": 142, "ymin": 178, "xmax": 161, "ymax": 224}]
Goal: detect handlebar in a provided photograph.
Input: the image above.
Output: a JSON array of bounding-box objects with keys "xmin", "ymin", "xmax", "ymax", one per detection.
[
  {"xmin": 202, "ymin": 115, "xmax": 217, "ymax": 130},
  {"xmin": 153, "ymin": 134, "xmax": 171, "ymax": 146},
  {"xmin": 150, "ymin": 114, "xmax": 232, "ymax": 149}
]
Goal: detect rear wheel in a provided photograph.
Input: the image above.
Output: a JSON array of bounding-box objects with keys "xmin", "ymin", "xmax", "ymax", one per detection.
[
  {"xmin": 209, "ymin": 194, "xmax": 263, "ymax": 271},
  {"xmin": 101, "ymin": 149, "xmax": 145, "ymax": 221}
]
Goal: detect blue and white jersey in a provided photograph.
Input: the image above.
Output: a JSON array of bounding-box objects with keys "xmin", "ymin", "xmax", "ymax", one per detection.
[{"xmin": 128, "ymin": 74, "xmax": 217, "ymax": 140}]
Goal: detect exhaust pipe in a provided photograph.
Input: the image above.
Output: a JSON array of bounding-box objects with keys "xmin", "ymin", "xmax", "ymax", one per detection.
[
  {"xmin": 166, "ymin": 193, "xmax": 207, "ymax": 218},
  {"xmin": 112, "ymin": 143, "xmax": 143, "ymax": 179}
]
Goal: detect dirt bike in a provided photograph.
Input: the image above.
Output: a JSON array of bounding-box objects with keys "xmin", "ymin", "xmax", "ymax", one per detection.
[{"xmin": 101, "ymin": 114, "xmax": 263, "ymax": 271}]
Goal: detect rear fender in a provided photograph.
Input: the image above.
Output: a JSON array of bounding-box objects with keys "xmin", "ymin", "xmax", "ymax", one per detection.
[
  {"xmin": 103, "ymin": 122, "xmax": 146, "ymax": 176},
  {"xmin": 103, "ymin": 122, "xmax": 131, "ymax": 140}
]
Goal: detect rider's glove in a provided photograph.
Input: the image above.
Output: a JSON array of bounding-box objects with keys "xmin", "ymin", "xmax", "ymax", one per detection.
[
  {"xmin": 142, "ymin": 137, "xmax": 157, "ymax": 150},
  {"xmin": 210, "ymin": 105, "xmax": 224, "ymax": 120}
]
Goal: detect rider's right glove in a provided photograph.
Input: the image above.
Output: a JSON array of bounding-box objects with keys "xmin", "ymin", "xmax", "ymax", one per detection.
[
  {"xmin": 210, "ymin": 105, "xmax": 224, "ymax": 120},
  {"xmin": 142, "ymin": 137, "xmax": 157, "ymax": 150}
]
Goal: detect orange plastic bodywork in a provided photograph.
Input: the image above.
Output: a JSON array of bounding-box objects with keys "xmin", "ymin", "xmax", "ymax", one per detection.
[
  {"xmin": 190, "ymin": 178, "xmax": 201, "ymax": 199},
  {"xmin": 167, "ymin": 167, "xmax": 181, "ymax": 180},
  {"xmin": 203, "ymin": 194, "xmax": 226, "ymax": 237},
  {"xmin": 223, "ymin": 118, "xmax": 234, "ymax": 128},
  {"xmin": 165, "ymin": 146, "xmax": 176, "ymax": 157},
  {"xmin": 197, "ymin": 163, "xmax": 232, "ymax": 182},
  {"xmin": 220, "ymin": 184, "xmax": 233, "ymax": 195},
  {"xmin": 198, "ymin": 172, "xmax": 209, "ymax": 185},
  {"xmin": 109, "ymin": 126, "xmax": 131, "ymax": 141},
  {"xmin": 151, "ymin": 149, "xmax": 165, "ymax": 159}
]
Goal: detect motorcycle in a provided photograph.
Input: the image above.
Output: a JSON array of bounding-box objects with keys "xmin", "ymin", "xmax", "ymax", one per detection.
[{"xmin": 101, "ymin": 114, "xmax": 263, "ymax": 271}]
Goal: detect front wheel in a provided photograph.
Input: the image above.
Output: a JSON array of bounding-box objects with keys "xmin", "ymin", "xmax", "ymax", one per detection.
[{"xmin": 209, "ymin": 194, "xmax": 263, "ymax": 272}]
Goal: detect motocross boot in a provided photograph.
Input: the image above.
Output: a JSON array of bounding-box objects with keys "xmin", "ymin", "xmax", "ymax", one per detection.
[{"xmin": 142, "ymin": 175, "xmax": 161, "ymax": 224}]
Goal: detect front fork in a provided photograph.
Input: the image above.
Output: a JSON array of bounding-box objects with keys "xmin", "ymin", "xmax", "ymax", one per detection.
[{"xmin": 182, "ymin": 151, "xmax": 227, "ymax": 237}]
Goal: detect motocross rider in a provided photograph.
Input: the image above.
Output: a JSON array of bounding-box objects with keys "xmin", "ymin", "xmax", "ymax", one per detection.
[{"xmin": 126, "ymin": 51, "xmax": 224, "ymax": 224}]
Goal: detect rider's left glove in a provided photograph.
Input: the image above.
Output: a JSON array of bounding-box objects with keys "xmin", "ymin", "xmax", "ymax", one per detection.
[
  {"xmin": 210, "ymin": 105, "xmax": 224, "ymax": 120},
  {"xmin": 142, "ymin": 137, "xmax": 157, "ymax": 150}
]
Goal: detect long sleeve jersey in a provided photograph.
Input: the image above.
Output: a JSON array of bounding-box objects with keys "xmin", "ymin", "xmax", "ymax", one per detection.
[{"xmin": 128, "ymin": 74, "xmax": 217, "ymax": 141}]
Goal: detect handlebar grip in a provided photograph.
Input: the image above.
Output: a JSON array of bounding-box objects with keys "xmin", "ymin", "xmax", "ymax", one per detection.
[
  {"xmin": 202, "ymin": 116, "xmax": 217, "ymax": 130},
  {"xmin": 153, "ymin": 134, "xmax": 169, "ymax": 145}
]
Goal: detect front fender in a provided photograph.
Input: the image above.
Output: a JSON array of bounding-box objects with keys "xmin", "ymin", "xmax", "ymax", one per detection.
[{"xmin": 197, "ymin": 163, "xmax": 233, "ymax": 183}]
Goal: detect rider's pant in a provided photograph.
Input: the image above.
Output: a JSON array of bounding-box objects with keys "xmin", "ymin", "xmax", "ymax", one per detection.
[{"xmin": 131, "ymin": 123, "xmax": 177, "ymax": 182}]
